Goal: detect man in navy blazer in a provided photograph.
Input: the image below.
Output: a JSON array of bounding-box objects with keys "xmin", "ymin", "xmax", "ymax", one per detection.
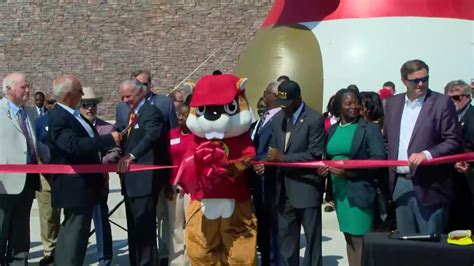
[
  {"xmin": 383, "ymin": 60, "xmax": 461, "ymax": 234},
  {"xmin": 48, "ymin": 76, "xmax": 121, "ymax": 265}
]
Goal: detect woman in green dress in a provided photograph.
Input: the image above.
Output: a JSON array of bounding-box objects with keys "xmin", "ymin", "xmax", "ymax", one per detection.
[{"xmin": 318, "ymin": 88, "xmax": 386, "ymax": 266}]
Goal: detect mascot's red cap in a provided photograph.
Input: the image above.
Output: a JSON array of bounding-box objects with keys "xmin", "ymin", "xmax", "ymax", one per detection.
[{"xmin": 190, "ymin": 74, "xmax": 241, "ymax": 107}]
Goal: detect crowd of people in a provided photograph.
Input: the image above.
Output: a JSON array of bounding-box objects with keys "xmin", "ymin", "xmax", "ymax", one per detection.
[{"xmin": 0, "ymin": 59, "xmax": 473, "ymax": 266}]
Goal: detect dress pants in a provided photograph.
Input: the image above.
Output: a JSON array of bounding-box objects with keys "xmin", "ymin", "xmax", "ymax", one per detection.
[
  {"xmin": 54, "ymin": 207, "xmax": 93, "ymax": 266},
  {"xmin": 167, "ymin": 192, "xmax": 190, "ymax": 265},
  {"xmin": 393, "ymin": 177, "xmax": 449, "ymax": 234},
  {"xmin": 126, "ymin": 195, "xmax": 159, "ymax": 266},
  {"xmin": 156, "ymin": 191, "xmax": 170, "ymax": 262},
  {"xmin": 92, "ymin": 193, "xmax": 113, "ymax": 266},
  {"xmin": 277, "ymin": 199, "xmax": 322, "ymax": 266},
  {"xmin": 0, "ymin": 175, "xmax": 36, "ymax": 266},
  {"xmin": 36, "ymin": 175, "xmax": 60, "ymax": 258}
]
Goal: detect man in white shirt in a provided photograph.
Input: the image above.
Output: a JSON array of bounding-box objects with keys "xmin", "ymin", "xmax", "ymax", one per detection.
[{"xmin": 383, "ymin": 60, "xmax": 461, "ymax": 234}]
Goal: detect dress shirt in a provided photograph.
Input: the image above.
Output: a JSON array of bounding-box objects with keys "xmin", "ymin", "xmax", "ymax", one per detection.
[
  {"xmin": 290, "ymin": 102, "xmax": 304, "ymax": 125},
  {"xmin": 457, "ymin": 101, "xmax": 471, "ymax": 121},
  {"xmin": 7, "ymin": 100, "xmax": 33, "ymax": 138},
  {"xmin": 36, "ymin": 106, "xmax": 46, "ymax": 116},
  {"xmin": 57, "ymin": 103, "xmax": 94, "ymax": 138},
  {"xmin": 397, "ymin": 94, "xmax": 432, "ymax": 173},
  {"xmin": 261, "ymin": 107, "xmax": 281, "ymax": 128}
]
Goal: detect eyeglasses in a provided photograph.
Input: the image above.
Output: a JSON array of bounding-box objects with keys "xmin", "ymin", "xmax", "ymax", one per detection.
[
  {"xmin": 407, "ymin": 76, "xmax": 429, "ymax": 85},
  {"xmin": 81, "ymin": 102, "xmax": 97, "ymax": 108},
  {"xmin": 450, "ymin": 95, "xmax": 469, "ymax": 101}
]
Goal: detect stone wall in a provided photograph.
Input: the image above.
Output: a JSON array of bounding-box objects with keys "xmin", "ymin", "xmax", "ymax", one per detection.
[{"xmin": 0, "ymin": 0, "xmax": 273, "ymax": 119}]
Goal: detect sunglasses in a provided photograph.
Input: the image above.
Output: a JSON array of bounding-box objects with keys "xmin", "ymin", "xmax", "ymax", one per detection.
[
  {"xmin": 407, "ymin": 75, "xmax": 429, "ymax": 85},
  {"xmin": 450, "ymin": 95, "xmax": 469, "ymax": 101},
  {"xmin": 81, "ymin": 102, "xmax": 97, "ymax": 108}
]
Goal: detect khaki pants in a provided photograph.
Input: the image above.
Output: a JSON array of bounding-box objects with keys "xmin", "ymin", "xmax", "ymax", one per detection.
[
  {"xmin": 35, "ymin": 175, "xmax": 60, "ymax": 257},
  {"xmin": 186, "ymin": 199, "xmax": 257, "ymax": 266},
  {"xmin": 168, "ymin": 193, "xmax": 190, "ymax": 266}
]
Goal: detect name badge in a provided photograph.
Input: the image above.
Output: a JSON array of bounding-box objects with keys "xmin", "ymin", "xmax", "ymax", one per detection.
[
  {"xmin": 170, "ymin": 138, "xmax": 180, "ymax": 145},
  {"xmin": 134, "ymin": 124, "xmax": 139, "ymax": 129}
]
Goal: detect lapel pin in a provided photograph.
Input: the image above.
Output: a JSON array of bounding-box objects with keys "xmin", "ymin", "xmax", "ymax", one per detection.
[{"xmin": 300, "ymin": 118, "xmax": 304, "ymax": 123}]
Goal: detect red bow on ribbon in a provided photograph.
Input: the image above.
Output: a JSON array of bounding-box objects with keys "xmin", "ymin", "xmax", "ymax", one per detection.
[{"xmin": 173, "ymin": 141, "xmax": 230, "ymax": 194}]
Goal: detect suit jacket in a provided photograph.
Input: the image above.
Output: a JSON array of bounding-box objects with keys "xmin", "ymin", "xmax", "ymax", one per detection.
[
  {"xmin": 47, "ymin": 104, "xmax": 115, "ymax": 208},
  {"xmin": 269, "ymin": 103, "xmax": 325, "ymax": 208},
  {"xmin": 383, "ymin": 90, "xmax": 461, "ymax": 207},
  {"xmin": 115, "ymin": 92, "xmax": 177, "ymax": 132},
  {"xmin": 326, "ymin": 118, "xmax": 386, "ymax": 208},
  {"xmin": 35, "ymin": 114, "xmax": 51, "ymax": 163},
  {"xmin": 122, "ymin": 101, "xmax": 168, "ymax": 198},
  {"xmin": 94, "ymin": 118, "xmax": 121, "ymax": 164},
  {"xmin": 0, "ymin": 98, "xmax": 39, "ymax": 194}
]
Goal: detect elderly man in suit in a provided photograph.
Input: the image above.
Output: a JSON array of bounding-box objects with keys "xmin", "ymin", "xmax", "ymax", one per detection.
[
  {"xmin": 115, "ymin": 70, "xmax": 176, "ymax": 265},
  {"xmin": 252, "ymin": 81, "xmax": 281, "ymax": 266},
  {"xmin": 265, "ymin": 80, "xmax": 325, "ymax": 266},
  {"xmin": 384, "ymin": 60, "xmax": 461, "ymax": 234},
  {"xmin": 48, "ymin": 76, "xmax": 121, "ymax": 266},
  {"xmin": 0, "ymin": 72, "xmax": 39, "ymax": 265},
  {"xmin": 443, "ymin": 80, "xmax": 474, "ymax": 230},
  {"xmin": 117, "ymin": 79, "xmax": 168, "ymax": 266},
  {"xmin": 79, "ymin": 87, "xmax": 121, "ymax": 266}
]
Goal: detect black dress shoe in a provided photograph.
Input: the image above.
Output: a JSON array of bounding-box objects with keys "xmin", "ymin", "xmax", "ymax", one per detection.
[{"xmin": 39, "ymin": 255, "xmax": 54, "ymax": 265}]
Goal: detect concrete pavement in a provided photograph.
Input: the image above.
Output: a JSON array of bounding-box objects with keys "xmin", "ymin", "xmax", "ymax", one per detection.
[{"xmin": 27, "ymin": 173, "xmax": 348, "ymax": 265}]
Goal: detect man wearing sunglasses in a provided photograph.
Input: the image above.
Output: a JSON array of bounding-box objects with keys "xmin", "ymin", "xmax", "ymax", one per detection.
[
  {"xmin": 383, "ymin": 59, "xmax": 461, "ymax": 235},
  {"xmin": 79, "ymin": 87, "xmax": 121, "ymax": 266},
  {"xmin": 444, "ymin": 80, "xmax": 474, "ymax": 231}
]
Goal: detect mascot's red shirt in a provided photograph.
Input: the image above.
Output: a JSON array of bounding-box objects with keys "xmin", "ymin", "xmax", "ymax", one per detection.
[{"xmin": 177, "ymin": 133, "xmax": 256, "ymax": 201}]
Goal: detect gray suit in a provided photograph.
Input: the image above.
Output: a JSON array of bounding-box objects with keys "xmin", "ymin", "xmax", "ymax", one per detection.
[
  {"xmin": 268, "ymin": 104, "xmax": 325, "ymax": 266},
  {"xmin": 0, "ymin": 98, "xmax": 39, "ymax": 265}
]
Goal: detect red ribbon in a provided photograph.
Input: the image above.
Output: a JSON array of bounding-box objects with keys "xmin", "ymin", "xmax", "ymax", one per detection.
[
  {"xmin": 1, "ymin": 152, "xmax": 474, "ymax": 175},
  {"xmin": 253, "ymin": 152, "xmax": 474, "ymax": 169},
  {"xmin": 174, "ymin": 141, "xmax": 230, "ymax": 194},
  {"xmin": 0, "ymin": 164, "xmax": 175, "ymax": 174}
]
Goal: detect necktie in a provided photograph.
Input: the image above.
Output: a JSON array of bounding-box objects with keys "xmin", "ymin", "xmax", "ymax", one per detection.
[
  {"xmin": 18, "ymin": 108, "xmax": 36, "ymax": 163},
  {"xmin": 128, "ymin": 112, "xmax": 136, "ymax": 136},
  {"xmin": 257, "ymin": 111, "xmax": 269, "ymax": 134},
  {"xmin": 284, "ymin": 117, "xmax": 293, "ymax": 151}
]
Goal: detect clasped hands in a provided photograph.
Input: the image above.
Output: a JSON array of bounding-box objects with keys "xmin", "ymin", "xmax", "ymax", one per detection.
[{"xmin": 253, "ymin": 147, "xmax": 282, "ymax": 176}]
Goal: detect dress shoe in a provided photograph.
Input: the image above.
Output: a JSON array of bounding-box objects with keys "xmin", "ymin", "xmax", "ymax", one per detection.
[{"xmin": 39, "ymin": 255, "xmax": 54, "ymax": 265}]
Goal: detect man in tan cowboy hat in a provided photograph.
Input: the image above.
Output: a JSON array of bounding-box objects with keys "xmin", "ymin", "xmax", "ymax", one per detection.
[{"xmin": 79, "ymin": 86, "xmax": 121, "ymax": 266}]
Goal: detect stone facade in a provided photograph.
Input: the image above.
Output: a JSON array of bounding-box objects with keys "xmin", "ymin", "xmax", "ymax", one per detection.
[{"xmin": 0, "ymin": 0, "xmax": 273, "ymax": 119}]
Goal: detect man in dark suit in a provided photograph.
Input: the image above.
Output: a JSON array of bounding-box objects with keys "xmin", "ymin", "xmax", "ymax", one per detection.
[
  {"xmin": 252, "ymin": 81, "xmax": 281, "ymax": 266},
  {"xmin": 444, "ymin": 80, "xmax": 474, "ymax": 230},
  {"xmin": 34, "ymin": 91, "xmax": 48, "ymax": 117},
  {"xmin": 117, "ymin": 79, "xmax": 167, "ymax": 266},
  {"xmin": 264, "ymin": 80, "xmax": 325, "ymax": 266},
  {"xmin": 383, "ymin": 60, "xmax": 461, "ymax": 234},
  {"xmin": 48, "ymin": 76, "xmax": 121, "ymax": 266}
]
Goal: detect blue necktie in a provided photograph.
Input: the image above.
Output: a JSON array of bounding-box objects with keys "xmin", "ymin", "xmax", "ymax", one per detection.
[{"xmin": 18, "ymin": 108, "xmax": 36, "ymax": 163}]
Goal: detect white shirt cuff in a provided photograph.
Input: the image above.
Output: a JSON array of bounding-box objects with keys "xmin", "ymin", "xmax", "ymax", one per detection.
[
  {"xmin": 422, "ymin": 150, "xmax": 433, "ymax": 160},
  {"xmin": 129, "ymin": 153, "xmax": 136, "ymax": 160}
]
